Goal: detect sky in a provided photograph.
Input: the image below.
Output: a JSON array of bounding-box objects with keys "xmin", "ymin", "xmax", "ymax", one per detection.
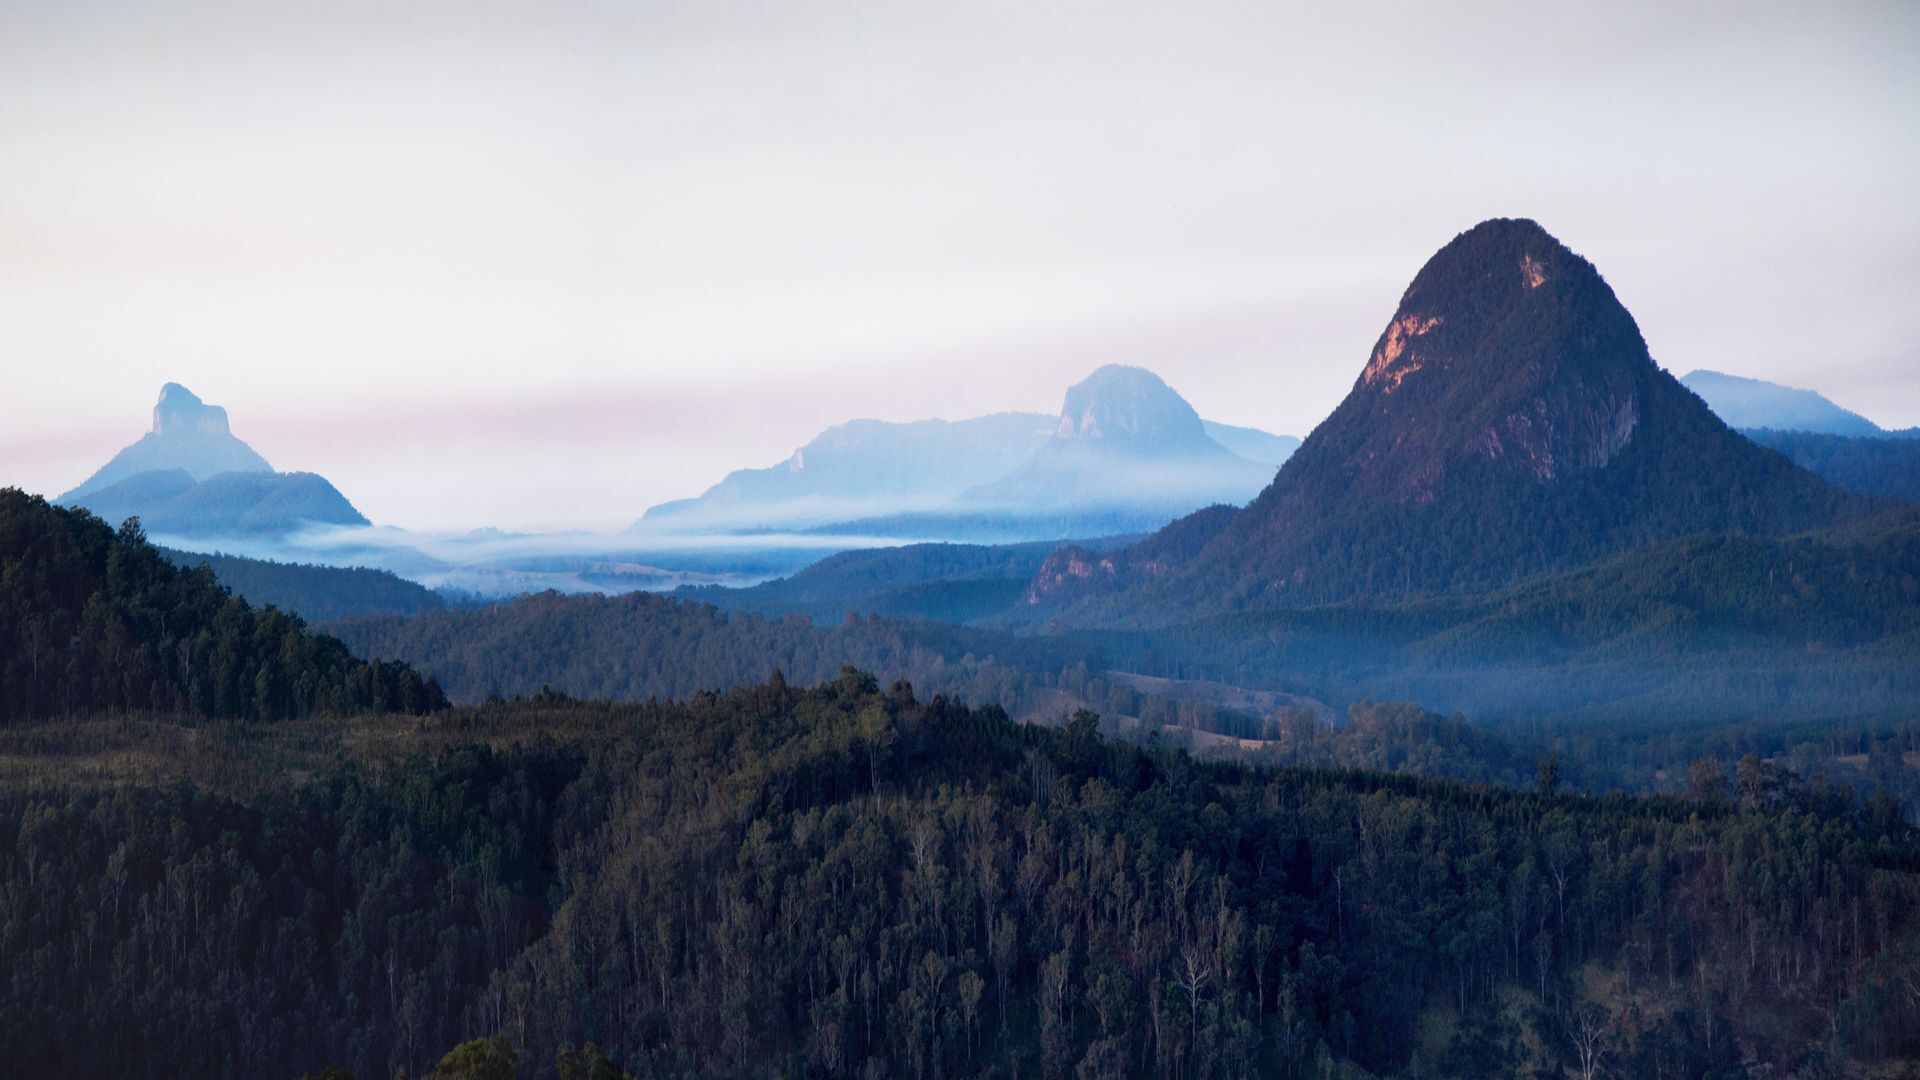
[{"xmin": 3, "ymin": 0, "xmax": 1916, "ymax": 531}]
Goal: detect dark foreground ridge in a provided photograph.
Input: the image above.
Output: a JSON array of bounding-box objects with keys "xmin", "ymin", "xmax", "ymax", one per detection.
[{"xmin": 1, "ymin": 672, "xmax": 1915, "ymax": 1077}]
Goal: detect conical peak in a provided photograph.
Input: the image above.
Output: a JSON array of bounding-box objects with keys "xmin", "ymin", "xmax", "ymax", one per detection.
[
  {"xmin": 1357, "ymin": 219, "xmax": 1639, "ymax": 399},
  {"xmin": 1026, "ymin": 218, "xmax": 1865, "ymax": 617},
  {"xmin": 1299, "ymin": 217, "xmax": 1681, "ymax": 506},
  {"xmin": 152, "ymin": 383, "xmax": 232, "ymax": 436},
  {"xmin": 1402, "ymin": 218, "xmax": 1591, "ymax": 308},
  {"xmin": 1056, "ymin": 365, "xmax": 1204, "ymax": 443}
]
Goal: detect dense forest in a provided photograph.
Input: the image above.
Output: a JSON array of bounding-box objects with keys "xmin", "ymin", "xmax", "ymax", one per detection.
[
  {"xmin": 327, "ymin": 513, "xmax": 1920, "ymax": 812},
  {"xmin": 1738, "ymin": 428, "xmax": 1920, "ymax": 502},
  {"xmin": 0, "ymin": 489, "xmax": 445, "ymax": 721},
  {"xmin": 336, "ymin": 509, "xmax": 1920, "ymax": 720},
  {"xmin": 675, "ymin": 538, "xmax": 1104, "ymax": 625},
  {"xmin": 1, "ymin": 673, "xmax": 1915, "ymax": 1077},
  {"xmin": 161, "ymin": 546, "xmax": 448, "ymax": 622},
  {"xmin": 329, "ymin": 589, "xmax": 1075, "ymax": 713}
]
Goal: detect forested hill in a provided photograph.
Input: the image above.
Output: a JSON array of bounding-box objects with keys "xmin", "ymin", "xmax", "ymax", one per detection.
[
  {"xmin": 1029, "ymin": 219, "xmax": 1874, "ymax": 622},
  {"xmin": 328, "ymin": 588, "xmax": 1087, "ymax": 710},
  {"xmin": 674, "ymin": 537, "xmax": 1125, "ymax": 624},
  {"xmin": 1, "ymin": 674, "xmax": 1915, "ymax": 1077},
  {"xmin": 331, "ymin": 508, "xmax": 1920, "ymax": 735},
  {"xmin": 160, "ymin": 546, "xmax": 447, "ymax": 622},
  {"xmin": 0, "ymin": 488, "xmax": 445, "ymax": 721},
  {"xmin": 1738, "ymin": 427, "xmax": 1920, "ymax": 502}
]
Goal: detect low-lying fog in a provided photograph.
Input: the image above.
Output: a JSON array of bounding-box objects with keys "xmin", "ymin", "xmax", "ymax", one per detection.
[{"xmin": 149, "ymin": 521, "xmax": 934, "ymax": 599}]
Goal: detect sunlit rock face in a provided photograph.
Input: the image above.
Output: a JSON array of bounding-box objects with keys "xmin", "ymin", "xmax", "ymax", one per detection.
[
  {"xmin": 1026, "ymin": 218, "xmax": 1867, "ymax": 620},
  {"xmin": 1320, "ymin": 218, "xmax": 1656, "ymax": 504}
]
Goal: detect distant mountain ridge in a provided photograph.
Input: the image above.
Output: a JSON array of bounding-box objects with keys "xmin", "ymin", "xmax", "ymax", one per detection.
[
  {"xmin": 1200, "ymin": 421, "xmax": 1301, "ymax": 466},
  {"xmin": 1680, "ymin": 369, "xmax": 1906, "ymax": 437},
  {"xmin": 71, "ymin": 469, "xmax": 368, "ymax": 536},
  {"xmin": 1029, "ymin": 218, "xmax": 1874, "ymax": 621},
  {"xmin": 637, "ymin": 365, "xmax": 1293, "ymax": 540},
  {"xmin": 58, "ymin": 383, "xmax": 368, "ymax": 537},
  {"xmin": 639, "ymin": 412, "xmax": 1055, "ymax": 531}
]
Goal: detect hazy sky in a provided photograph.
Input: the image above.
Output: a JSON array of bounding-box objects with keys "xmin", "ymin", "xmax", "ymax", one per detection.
[{"xmin": 4, "ymin": 0, "xmax": 1915, "ymax": 530}]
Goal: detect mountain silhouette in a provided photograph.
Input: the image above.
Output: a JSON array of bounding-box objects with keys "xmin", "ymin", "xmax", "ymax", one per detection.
[
  {"xmin": 60, "ymin": 383, "xmax": 273, "ymax": 501},
  {"xmin": 58, "ymin": 383, "xmax": 367, "ymax": 536}
]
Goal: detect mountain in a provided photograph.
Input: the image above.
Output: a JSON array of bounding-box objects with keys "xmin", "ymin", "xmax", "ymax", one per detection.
[
  {"xmin": 634, "ymin": 371, "xmax": 1296, "ymax": 538},
  {"xmin": 60, "ymin": 382, "xmax": 274, "ymax": 500},
  {"xmin": 960, "ymin": 365, "xmax": 1276, "ymax": 516},
  {"xmin": 65, "ymin": 468, "xmax": 368, "ymax": 535},
  {"xmin": 1031, "ymin": 219, "xmax": 1872, "ymax": 619},
  {"xmin": 1201, "ymin": 420, "xmax": 1301, "ymax": 466},
  {"xmin": 1680, "ymin": 369, "xmax": 1892, "ymax": 436},
  {"xmin": 637, "ymin": 412, "xmax": 1055, "ymax": 531},
  {"xmin": 57, "ymin": 383, "xmax": 368, "ymax": 536}
]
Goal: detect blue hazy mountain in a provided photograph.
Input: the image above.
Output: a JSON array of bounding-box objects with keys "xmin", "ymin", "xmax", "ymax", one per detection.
[
  {"xmin": 636, "ymin": 367, "xmax": 1292, "ymax": 535},
  {"xmin": 1679, "ymin": 369, "xmax": 1887, "ymax": 436},
  {"xmin": 638, "ymin": 412, "xmax": 1056, "ymax": 531},
  {"xmin": 68, "ymin": 469, "xmax": 368, "ymax": 536},
  {"xmin": 1201, "ymin": 420, "xmax": 1300, "ymax": 466},
  {"xmin": 60, "ymin": 382, "xmax": 275, "ymax": 499},
  {"xmin": 1677, "ymin": 371, "xmax": 1920, "ymax": 498},
  {"xmin": 59, "ymin": 383, "xmax": 368, "ymax": 535},
  {"xmin": 960, "ymin": 365, "xmax": 1275, "ymax": 516}
]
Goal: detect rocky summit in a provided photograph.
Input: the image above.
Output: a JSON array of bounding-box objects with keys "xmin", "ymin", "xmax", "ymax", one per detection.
[
  {"xmin": 963, "ymin": 365, "xmax": 1273, "ymax": 515},
  {"xmin": 60, "ymin": 383, "xmax": 274, "ymax": 501},
  {"xmin": 1028, "ymin": 218, "xmax": 1871, "ymax": 618}
]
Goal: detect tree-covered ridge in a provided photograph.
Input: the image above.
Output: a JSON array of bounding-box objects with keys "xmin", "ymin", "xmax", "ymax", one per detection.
[
  {"xmin": 160, "ymin": 546, "xmax": 447, "ymax": 623},
  {"xmin": 0, "ymin": 488, "xmax": 445, "ymax": 721},
  {"xmin": 674, "ymin": 538, "xmax": 1085, "ymax": 624},
  {"xmin": 1, "ymin": 674, "xmax": 1915, "ymax": 1077},
  {"xmin": 329, "ymin": 588, "xmax": 1153, "ymax": 733},
  {"xmin": 355, "ymin": 508, "xmax": 1920, "ymax": 723},
  {"xmin": 1738, "ymin": 427, "xmax": 1920, "ymax": 502},
  {"xmin": 1408, "ymin": 508, "xmax": 1920, "ymax": 658},
  {"xmin": 325, "ymin": 525, "xmax": 1920, "ymax": 790}
]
